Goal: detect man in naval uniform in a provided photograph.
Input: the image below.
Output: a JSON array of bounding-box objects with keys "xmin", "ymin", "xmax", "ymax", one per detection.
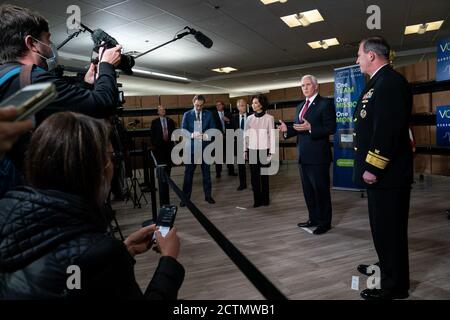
[{"xmin": 353, "ymin": 36, "xmax": 413, "ymax": 300}]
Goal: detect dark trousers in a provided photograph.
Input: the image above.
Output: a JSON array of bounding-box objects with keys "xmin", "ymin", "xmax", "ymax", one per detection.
[
  {"xmin": 238, "ymin": 164, "xmax": 247, "ymax": 187},
  {"xmin": 367, "ymin": 187, "xmax": 410, "ymax": 292},
  {"xmin": 183, "ymin": 163, "xmax": 212, "ymax": 200},
  {"xmin": 249, "ymin": 149, "xmax": 269, "ymax": 205},
  {"xmin": 299, "ymin": 164, "xmax": 332, "ymax": 227}
]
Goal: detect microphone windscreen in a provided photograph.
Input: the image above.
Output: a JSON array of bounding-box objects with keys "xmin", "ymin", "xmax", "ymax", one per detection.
[
  {"xmin": 194, "ymin": 31, "xmax": 213, "ymax": 49},
  {"xmin": 91, "ymin": 29, "xmax": 118, "ymax": 47}
]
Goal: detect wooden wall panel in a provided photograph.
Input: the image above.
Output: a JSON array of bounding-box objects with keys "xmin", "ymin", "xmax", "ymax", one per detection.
[
  {"xmin": 160, "ymin": 95, "xmax": 178, "ymax": 108},
  {"xmin": 141, "ymin": 96, "xmax": 159, "ymax": 108},
  {"xmin": 319, "ymin": 82, "xmax": 334, "ymax": 97},
  {"xmin": 284, "ymin": 87, "xmax": 302, "ymax": 101},
  {"xmin": 267, "ymin": 89, "xmax": 285, "ymax": 102},
  {"xmin": 282, "ymin": 107, "xmax": 297, "ymax": 121}
]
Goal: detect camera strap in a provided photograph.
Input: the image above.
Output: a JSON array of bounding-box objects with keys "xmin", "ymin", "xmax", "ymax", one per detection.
[
  {"xmin": 19, "ymin": 64, "xmax": 33, "ymax": 88},
  {"xmin": 0, "ymin": 64, "xmax": 34, "ymax": 91}
]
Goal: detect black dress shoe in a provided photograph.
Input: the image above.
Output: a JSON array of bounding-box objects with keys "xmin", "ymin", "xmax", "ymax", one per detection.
[
  {"xmin": 262, "ymin": 200, "xmax": 270, "ymax": 206},
  {"xmin": 228, "ymin": 172, "xmax": 238, "ymax": 176},
  {"xmin": 237, "ymin": 185, "xmax": 247, "ymax": 191},
  {"xmin": 360, "ymin": 288, "xmax": 409, "ymax": 300},
  {"xmin": 313, "ymin": 225, "xmax": 331, "ymax": 235},
  {"xmin": 180, "ymin": 202, "xmax": 185, "ymax": 207},
  {"xmin": 216, "ymin": 173, "xmax": 221, "ymax": 178},
  {"xmin": 297, "ymin": 221, "xmax": 318, "ymax": 228},
  {"xmin": 205, "ymin": 197, "xmax": 216, "ymax": 204},
  {"xmin": 357, "ymin": 263, "xmax": 380, "ymax": 276}
]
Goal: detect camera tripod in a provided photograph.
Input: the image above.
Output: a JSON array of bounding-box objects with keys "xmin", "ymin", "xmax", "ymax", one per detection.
[{"xmin": 125, "ymin": 122, "xmax": 148, "ymax": 208}]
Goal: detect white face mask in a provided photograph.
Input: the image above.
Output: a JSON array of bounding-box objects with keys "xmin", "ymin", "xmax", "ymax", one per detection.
[{"xmin": 32, "ymin": 37, "xmax": 58, "ymax": 71}]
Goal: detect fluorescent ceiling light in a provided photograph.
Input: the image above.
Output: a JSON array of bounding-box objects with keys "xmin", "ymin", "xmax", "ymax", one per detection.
[
  {"xmin": 260, "ymin": 0, "xmax": 287, "ymax": 4},
  {"xmin": 308, "ymin": 38, "xmax": 339, "ymax": 49},
  {"xmin": 132, "ymin": 68, "xmax": 189, "ymax": 81},
  {"xmin": 281, "ymin": 9, "xmax": 324, "ymax": 28},
  {"xmin": 212, "ymin": 67, "xmax": 238, "ymax": 73},
  {"xmin": 404, "ymin": 20, "xmax": 444, "ymax": 35}
]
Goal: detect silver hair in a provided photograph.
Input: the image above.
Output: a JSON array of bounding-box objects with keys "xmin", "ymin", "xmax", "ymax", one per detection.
[{"xmin": 300, "ymin": 74, "xmax": 318, "ymax": 86}]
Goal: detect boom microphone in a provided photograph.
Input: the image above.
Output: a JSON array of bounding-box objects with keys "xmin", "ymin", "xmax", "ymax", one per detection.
[{"xmin": 186, "ymin": 27, "xmax": 213, "ymax": 49}]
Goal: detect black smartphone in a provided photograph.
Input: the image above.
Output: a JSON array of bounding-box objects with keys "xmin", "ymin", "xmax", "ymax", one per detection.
[
  {"xmin": 0, "ymin": 82, "xmax": 57, "ymax": 121},
  {"xmin": 153, "ymin": 205, "xmax": 177, "ymax": 238}
]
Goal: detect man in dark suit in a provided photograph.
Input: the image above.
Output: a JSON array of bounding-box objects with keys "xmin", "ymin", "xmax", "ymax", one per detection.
[
  {"xmin": 212, "ymin": 101, "xmax": 236, "ymax": 178},
  {"xmin": 151, "ymin": 105, "xmax": 175, "ymax": 205},
  {"xmin": 231, "ymin": 98, "xmax": 250, "ymax": 190},
  {"xmin": 181, "ymin": 95, "xmax": 216, "ymax": 206},
  {"xmin": 353, "ymin": 36, "xmax": 413, "ymax": 300},
  {"xmin": 280, "ymin": 75, "xmax": 336, "ymax": 235}
]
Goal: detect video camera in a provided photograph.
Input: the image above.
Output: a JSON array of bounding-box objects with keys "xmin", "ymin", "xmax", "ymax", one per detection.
[{"xmin": 81, "ymin": 23, "xmax": 135, "ymax": 75}]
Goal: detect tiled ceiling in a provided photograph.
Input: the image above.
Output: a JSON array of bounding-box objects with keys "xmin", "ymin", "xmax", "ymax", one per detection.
[{"xmin": 4, "ymin": 0, "xmax": 450, "ymax": 96}]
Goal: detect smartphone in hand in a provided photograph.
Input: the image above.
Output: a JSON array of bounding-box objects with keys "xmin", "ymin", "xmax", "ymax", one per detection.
[
  {"xmin": 153, "ymin": 205, "xmax": 177, "ymax": 239},
  {"xmin": 0, "ymin": 82, "xmax": 57, "ymax": 122}
]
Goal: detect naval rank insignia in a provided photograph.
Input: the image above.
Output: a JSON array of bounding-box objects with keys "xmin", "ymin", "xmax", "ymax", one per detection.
[{"xmin": 360, "ymin": 109, "xmax": 367, "ymax": 118}]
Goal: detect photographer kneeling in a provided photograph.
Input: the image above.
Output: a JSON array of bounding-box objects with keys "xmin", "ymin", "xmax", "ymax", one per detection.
[{"xmin": 0, "ymin": 112, "xmax": 185, "ymax": 299}]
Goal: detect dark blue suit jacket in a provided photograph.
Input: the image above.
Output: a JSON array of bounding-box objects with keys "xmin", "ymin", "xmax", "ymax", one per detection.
[
  {"xmin": 181, "ymin": 109, "xmax": 216, "ymax": 153},
  {"xmin": 285, "ymin": 95, "xmax": 336, "ymax": 165}
]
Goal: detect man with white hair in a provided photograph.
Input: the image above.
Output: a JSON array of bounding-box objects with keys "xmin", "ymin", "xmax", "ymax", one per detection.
[{"xmin": 280, "ymin": 75, "xmax": 336, "ymax": 235}]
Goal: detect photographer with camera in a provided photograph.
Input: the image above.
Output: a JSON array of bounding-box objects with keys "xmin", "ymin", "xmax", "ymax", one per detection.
[
  {"xmin": 0, "ymin": 4, "xmax": 122, "ymax": 121},
  {"xmin": 0, "ymin": 4, "xmax": 122, "ymax": 195}
]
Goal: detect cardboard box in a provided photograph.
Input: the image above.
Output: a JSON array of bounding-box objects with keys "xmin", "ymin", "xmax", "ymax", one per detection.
[
  {"xmin": 430, "ymin": 126, "xmax": 437, "ymax": 145},
  {"xmin": 414, "ymin": 154, "xmax": 431, "ymax": 174},
  {"xmin": 413, "ymin": 93, "xmax": 431, "ymax": 113},
  {"xmin": 428, "ymin": 58, "xmax": 437, "ymax": 80},
  {"xmin": 412, "ymin": 126, "xmax": 431, "ymax": 145},
  {"xmin": 431, "ymin": 155, "xmax": 450, "ymax": 176},
  {"xmin": 404, "ymin": 61, "xmax": 428, "ymax": 82},
  {"xmin": 432, "ymin": 91, "xmax": 450, "ymax": 109}
]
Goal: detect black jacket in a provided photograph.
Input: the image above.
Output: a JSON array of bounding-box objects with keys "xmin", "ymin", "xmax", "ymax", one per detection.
[
  {"xmin": 0, "ymin": 62, "xmax": 119, "ymax": 171},
  {"xmin": 212, "ymin": 109, "xmax": 233, "ymax": 133},
  {"xmin": 353, "ymin": 65, "xmax": 413, "ymax": 189},
  {"xmin": 150, "ymin": 117, "xmax": 176, "ymax": 148},
  {"xmin": 284, "ymin": 95, "xmax": 337, "ymax": 165},
  {"xmin": 150, "ymin": 117, "xmax": 176, "ymax": 165},
  {"xmin": 0, "ymin": 187, "xmax": 184, "ymax": 299}
]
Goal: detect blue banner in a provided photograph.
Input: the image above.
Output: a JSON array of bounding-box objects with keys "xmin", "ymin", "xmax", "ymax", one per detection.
[
  {"xmin": 333, "ymin": 65, "xmax": 366, "ymax": 190},
  {"xmin": 436, "ymin": 37, "xmax": 450, "ymax": 82},
  {"xmin": 436, "ymin": 105, "xmax": 450, "ymax": 146}
]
